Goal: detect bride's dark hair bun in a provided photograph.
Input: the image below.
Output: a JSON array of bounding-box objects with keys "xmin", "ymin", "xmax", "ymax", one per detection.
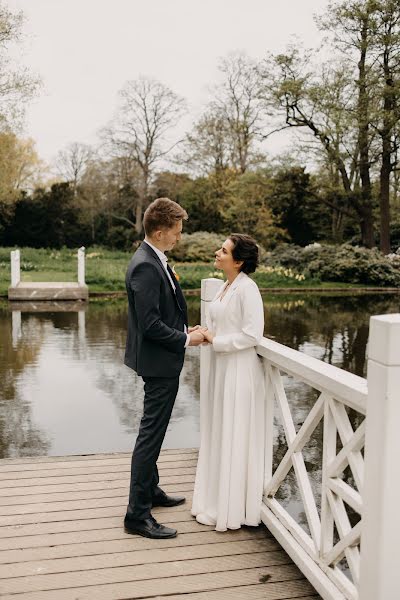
[{"xmin": 229, "ymin": 233, "xmax": 259, "ymax": 274}]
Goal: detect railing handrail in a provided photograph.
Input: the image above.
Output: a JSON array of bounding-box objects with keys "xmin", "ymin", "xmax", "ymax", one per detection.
[
  {"xmin": 200, "ymin": 278, "xmax": 399, "ymax": 600},
  {"xmin": 256, "ymin": 337, "xmax": 367, "ymax": 414}
]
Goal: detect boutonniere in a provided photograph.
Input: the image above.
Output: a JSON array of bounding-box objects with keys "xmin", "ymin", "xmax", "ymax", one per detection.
[{"xmin": 171, "ymin": 265, "xmax": 180, "ymax": 281}]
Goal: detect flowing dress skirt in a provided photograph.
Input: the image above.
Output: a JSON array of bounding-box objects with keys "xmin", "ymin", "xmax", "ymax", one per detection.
[{"xmin": 191, "ymin": 346, "xmax": 265, "ymax": 531}]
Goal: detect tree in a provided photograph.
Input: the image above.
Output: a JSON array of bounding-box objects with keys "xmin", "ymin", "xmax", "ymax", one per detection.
[
  {"xmin": 0, "ymin": 3, "xmax": 39, "ymax": 129},
  {"xmin": 370, "ymin": 0, "xmax": 400, "ymax": 253},
  {"xmin": 178, "ymin": 111, "xmax": 231, "ymax": 177},
  {"xmin": 0, "ymin": 131, "xmax": 44, "ymax": 201},
  {"xmin": 55, "ymin": 142, "xmax": 93, "ymax": 192},
  {"xmin": 316, "ymin": 0, "xmax": 400, "ymax": 253},
  {"xmin": 101, "ymin": 77, "xmax": 186, "ymax": 234},
  {"xmin": 260, "ymin": 16, "xmax": 379, "ymax": 247},
  {"xmin": 268, "ymin": 166, "xmax": 333, "ymax": 245},
  {"xmin": 211, "ymin": 52, "xmax": 265, "ymax": 173}
]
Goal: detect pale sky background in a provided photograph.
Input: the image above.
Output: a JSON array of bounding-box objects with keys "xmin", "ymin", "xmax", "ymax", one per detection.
[{"xmin": 8, "ymin": 0, "xmax": 331, "ymax": 168}]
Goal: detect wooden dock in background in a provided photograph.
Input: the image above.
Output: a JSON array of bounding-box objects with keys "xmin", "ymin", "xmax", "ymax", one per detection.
[
  {"xmin": 0, "ymin": 449, "xmax": 318, "ymax": 600},
  {"xmin": 8, "ymin": 248, "xmax": 88, "ymax": 301}
]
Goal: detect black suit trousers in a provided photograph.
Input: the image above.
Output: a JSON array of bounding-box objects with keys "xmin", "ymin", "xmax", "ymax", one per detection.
[{"xmin": 128, "ymin": 375, "xmax": 180, "ymax": 520}]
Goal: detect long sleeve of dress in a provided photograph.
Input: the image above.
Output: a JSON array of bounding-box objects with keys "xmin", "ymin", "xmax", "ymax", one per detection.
[{"xmin": 212, "ymin": 283, "xmax": 264, "ymax": 353}]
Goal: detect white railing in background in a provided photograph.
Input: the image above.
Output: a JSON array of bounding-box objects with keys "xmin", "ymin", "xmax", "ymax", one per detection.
[
  {"xmin": 10, "ymin": 249, "xmax": 20, "ymax": 287},
  {"xmin": 200, "ymin": 278, "xmax": 399, "ymax": 600},
  {"xmin": 78, "ymin": 246, "xmax": 86, "ymax": 285},
  {"xmin": 9, "ymin": 247, "xmax": 86, "ymax": 286}
]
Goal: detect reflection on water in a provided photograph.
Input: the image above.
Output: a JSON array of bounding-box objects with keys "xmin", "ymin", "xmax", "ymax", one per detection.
[{"xmin": 1, "ymin": 292, "xmax": 398, "ymax": 461}]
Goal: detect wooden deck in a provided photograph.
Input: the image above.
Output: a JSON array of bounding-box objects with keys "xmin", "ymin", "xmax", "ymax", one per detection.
[{"xmin": 0, "ymin": 449, "xmax": 319, "ymax": 600}]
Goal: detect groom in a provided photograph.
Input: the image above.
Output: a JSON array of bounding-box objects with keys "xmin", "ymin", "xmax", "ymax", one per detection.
[{"xmin": 123, "ymin": 197, "xmax": 205, "ymax": 539}]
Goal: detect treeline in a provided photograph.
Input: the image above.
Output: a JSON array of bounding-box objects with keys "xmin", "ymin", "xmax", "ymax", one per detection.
[
  {"xmin": 1, "ymin": 164, "xmax": 399, "ymax": 251},
  {"xmin": 0, "ymin": 165, "xmax": 355, "ymax": 250},
  {"xmin": 1, "ymin": 0, "xmax": 400, "ymax": 252}
]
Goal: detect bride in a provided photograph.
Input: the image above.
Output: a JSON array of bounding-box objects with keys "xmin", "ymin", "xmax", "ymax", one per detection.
[{"xmin": 191, "ymin": 233, "xmax": 266, "ymax": 532}]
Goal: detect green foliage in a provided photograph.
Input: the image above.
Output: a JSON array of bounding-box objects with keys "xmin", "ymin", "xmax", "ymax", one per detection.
[
  {"xmin": 264, "ymin": 243, "xmax": 400, "ymax": 286},
  {"xmin": 268, "ymin": 166, "xmax": 332, "ymax": 245},
  {"xmin": 168, "ymin": 232, "xmax": 226, "ymax": 262}
]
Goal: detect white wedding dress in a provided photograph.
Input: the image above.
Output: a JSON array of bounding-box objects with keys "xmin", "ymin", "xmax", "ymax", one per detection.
[{"xmin": 191, "ymin": 271, "xmax": 266, "ymax": 531}]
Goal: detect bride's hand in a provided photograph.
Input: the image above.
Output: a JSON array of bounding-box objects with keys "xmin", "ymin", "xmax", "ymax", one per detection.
[{"xmin": 201, "ymin": 329, "xmax": 214, "ymax": 343}]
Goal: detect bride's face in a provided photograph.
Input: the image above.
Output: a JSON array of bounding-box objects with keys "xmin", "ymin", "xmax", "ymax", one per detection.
[{"xmin": 214, "ymin": 239, "xmax": 242, "ymax": 273}]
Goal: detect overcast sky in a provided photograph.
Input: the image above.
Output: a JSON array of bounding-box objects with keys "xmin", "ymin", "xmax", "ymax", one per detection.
[{"xmin": 8, "ymin": 0, "xmax": 331, "ymax": 166}]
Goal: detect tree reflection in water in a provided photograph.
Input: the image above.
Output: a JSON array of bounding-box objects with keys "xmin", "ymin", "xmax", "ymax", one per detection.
[
  {"xmin": 0, "ymin": 303, "xmax": 50, "ymax": 457},
  {"xmin": 0, "ymin": 293, "xmax": 398, "ymax": 473}
]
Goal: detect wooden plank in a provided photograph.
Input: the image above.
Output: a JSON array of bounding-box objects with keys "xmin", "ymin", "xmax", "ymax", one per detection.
[
  {"xmin": 0, "ymin": 492, "xmax": 195, "ymax": 518},
  {"xmin": 0, "ymin": 528, "xmax": 268, "ymax": 564},
  {"xmin": 328, "ymin": 420, "xmax": 365, "ymax": 481},
  {"xmin": 0, "ymin": 475, "xmax": 196, "ymax": 497},
  {"xmin": 320, "ymin": 399, "xmax": 336, "ymax": 558},
  {"xmin": 0, "ymin": 495, "xmax": 193, "ymax": 524},
  {"xmin": 324, "ymin": 521, "xmax": 362, "ymax": 568},
  {"xmin": 328, "ymin": 478, "xmax": 362, "ymax": 515},
  {"xmin": 0, "ymin": 564, "xmax": 306, "ymax": 600},
  {"xmin": 329, "ymin": 399, "xmax": 364, "ymax": 493},
  {"xmin": 264, "ymin": 391, "xmax": 325, "ymax": 497},
  {"xmin": 0, "ymin": 519, "xmax": 223, "ymax": 551},
  {"xmin": 0, "ymin": 538, "xmax": 279, "ymax": 579},
  {"xmin": 0, "ymin": 460, "xmax": 198, "ymax": 479},
  {"xmin": 0, "ymin": 509, "xmax": 206, "ymax": 538},
  {"xmin": 261, "ymin": 503, "xmax": 346, "ymax": 600},
  {"xmin": 0, "ymin": 552, "xmax": 294, "ymax": 594},
  {"xmin": 0, "ymin": 453, "xmax": 198, "ymax": 474},
  {"xmin": 257, "ymin": 338, "xmax": 367, "ymax": 414},
  {"xmin": 151, "ymin": 589, "xmax": 319, "ymax": 600},
  {"xmin": 0, "ymin": 467, "xmax": 196, "ymax": 488},
  {"xmin": 0, "ymin": 448, "xmax": 197, "ymax": 467},
  {"xmin": 0, "ymin": 482, "xmax": 194, "ymax": 507}
]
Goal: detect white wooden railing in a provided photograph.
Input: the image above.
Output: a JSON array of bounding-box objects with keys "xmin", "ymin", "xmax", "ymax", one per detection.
[
  {"xmin": 200, "ymin": 278, "xmax": 400, "ymax": 600},
  {"xmin": 9, "ymin": 247, "xmax": 86, "ymax": 286}
]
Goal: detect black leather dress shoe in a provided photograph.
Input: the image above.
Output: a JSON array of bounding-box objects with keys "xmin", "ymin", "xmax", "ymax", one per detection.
[
  {"xmin": 152, "ymin": 493, "xmax": 186, "ymax": 508},
  {"xmin": 124, "ymin": 515, "xmax": 177, "ymax": 539}
]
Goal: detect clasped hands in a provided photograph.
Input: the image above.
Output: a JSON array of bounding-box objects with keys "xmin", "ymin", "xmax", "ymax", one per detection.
[{"xmin": 188, "ymin": 325, "xmax": 214, "ymax": 346}]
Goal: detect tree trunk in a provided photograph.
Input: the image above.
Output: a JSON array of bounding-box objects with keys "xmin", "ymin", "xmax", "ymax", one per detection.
[
  {"xmin": 357, "ymin": 17, "xmax": 375, "ymax": 248},
  {"xmin": 134, "ymin": 168, "xmax": 149, "ymax": 235},
  {"xmin": 380, "ymin": 139, "xmax": 392, "ymax": 253},
  {"xmin": 359, "ymin": 203, "xmax": 375, "ymax": 248},
  {"xmin": 135, "ymin": 195, "xmax": 143, "ymax": 235},
  {"xmin": 379, "ymin": 48, "xmax": 393, "ymax": 255}
]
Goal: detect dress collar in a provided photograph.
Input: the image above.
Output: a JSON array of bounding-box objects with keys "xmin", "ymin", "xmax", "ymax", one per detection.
[{"xmin": 216, "ymin": 271, "xmax": 248, "ymax": 300}]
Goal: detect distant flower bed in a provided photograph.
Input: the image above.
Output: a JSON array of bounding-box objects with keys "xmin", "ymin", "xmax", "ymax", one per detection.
[{"xmin": 257, "ymin": 265, "xmax": 306, "ymax": 282}]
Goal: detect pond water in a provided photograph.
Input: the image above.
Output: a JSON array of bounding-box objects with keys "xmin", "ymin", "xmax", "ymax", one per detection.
[{"xmin": 1, "ymin": 292, "xmax": 398, "ymax": 461}]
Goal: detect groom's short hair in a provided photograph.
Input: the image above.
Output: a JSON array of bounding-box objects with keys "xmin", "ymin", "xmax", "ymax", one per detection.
[{"xmin": 143, "ymin": 198, "xmax": 188, "ymax": 236}]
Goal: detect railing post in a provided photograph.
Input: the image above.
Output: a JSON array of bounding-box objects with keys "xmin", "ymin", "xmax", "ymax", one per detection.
[
  {"xmin": 78, "ymin": 247, "xmax": 85, "ymax": 285},
  {"xmin": 359, "ymin": 314, "xmax": 400, "ymax": 600},
  {"xmin": 10, "ymin": 249, "xmax": 20, "ymax": 287},
  {"xmin": 262, "ymin": 360, "xmax": 274, "ymax": 489},
  {"xmin": 200, "ymin": 278, "xmax": 224, "ymax": 414}
]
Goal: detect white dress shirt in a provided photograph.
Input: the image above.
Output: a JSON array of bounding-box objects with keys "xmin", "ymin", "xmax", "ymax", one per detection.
[{"xmin": 143, "ymin": 239, "xmax": 190, "ymax": 348}]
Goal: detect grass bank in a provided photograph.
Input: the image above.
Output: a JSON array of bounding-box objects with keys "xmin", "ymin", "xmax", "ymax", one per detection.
[{"xmin": 0, "ymin": 246, "xmax": 378, "ymax": 297}]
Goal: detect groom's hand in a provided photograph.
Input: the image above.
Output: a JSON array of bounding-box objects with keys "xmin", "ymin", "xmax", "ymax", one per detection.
[
  {"xmin": 188, "ymin": 325, "xmax": 201, "ymax": 334},
  {"xmin": 188, "ymin": 330, "xmax": 206, "ymax": 346}
]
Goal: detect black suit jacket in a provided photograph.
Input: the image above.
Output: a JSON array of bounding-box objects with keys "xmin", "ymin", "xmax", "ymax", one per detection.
[{"xmin": 124, "ymin": 241, "xmax": 188, "ymax": 378}]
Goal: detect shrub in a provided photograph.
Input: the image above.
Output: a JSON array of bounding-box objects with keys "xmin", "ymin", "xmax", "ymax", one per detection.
[
  {"xmin": 263, "ymin": 243, "xmax": 400, "ymax": 287},
  {"xmin": 168, "ymin": 232, "xmax": 227, "ymax": 262},
  {"xmin": 168, "ymin": 231, "xmax": 268, "ymax": 263}
]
